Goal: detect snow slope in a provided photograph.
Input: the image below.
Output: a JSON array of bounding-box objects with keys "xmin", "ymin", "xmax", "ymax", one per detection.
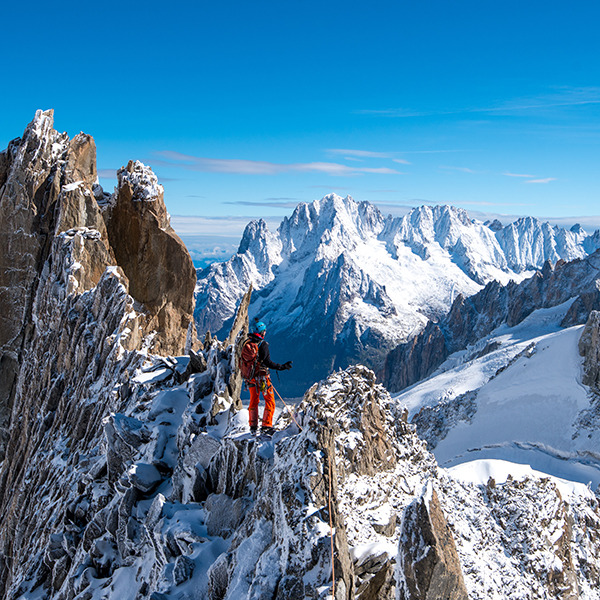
[
  {"xmin": 395, "ymin": 301, "xmax": 600, "ymax": 488},
  {"xmin": 196, "ymin": 195, "xmax": 600, "ymax": 396}
]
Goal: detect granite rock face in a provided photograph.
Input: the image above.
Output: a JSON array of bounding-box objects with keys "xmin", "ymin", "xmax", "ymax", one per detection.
[
  {"xmin": 203, "ymin": 365, "xmax": 437, "ymax": 600},
  {"xmin": 579, "ymin": 310, "xmax": 600, "ymax": 391},
  {"xmin": 0, "ymin": 110, "xmax": 196, "ymax": 457},
  {"xmin": 397, "ymin": 486, "xmax": 468, "ymax": 600},
  {"xmin": 104, "ymin": 160, "xmax": 197, "ymax": 355},
  {"xmin": 0, "ymin": 111, "xmax": 198, "ymax": 595}
]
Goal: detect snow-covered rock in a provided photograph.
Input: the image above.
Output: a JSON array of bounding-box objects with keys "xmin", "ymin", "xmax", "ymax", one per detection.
[
  {"xmin": 397, "ymin": 485, "xmax": 468, "ymax": 600},
  {"xmin": 0, "ymin": 111, "xmax": 198, "ymax": 597},
  {"xmin": 196, "ymin": 195, "xmax": 600, "ymax": 397}
]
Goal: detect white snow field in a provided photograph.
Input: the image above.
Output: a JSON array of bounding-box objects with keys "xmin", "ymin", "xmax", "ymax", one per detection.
[{"xmin": 395, "ymin": 300, "xmax": 600, "ymax": 490}]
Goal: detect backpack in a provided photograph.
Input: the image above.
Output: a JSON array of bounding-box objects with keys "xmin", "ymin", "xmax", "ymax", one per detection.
[{"xmin": 239, "ymin": 338, "xmax": 263, "ymax": 380}]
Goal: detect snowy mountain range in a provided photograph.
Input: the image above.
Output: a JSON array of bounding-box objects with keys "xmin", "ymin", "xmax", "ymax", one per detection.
[
  {"xmin": 195, "ymin": 194, "xmax": 600, "ymax": 396},
  {"xmin": 382, "ymin": 246, "xmax": 600, "ymax": 392}
]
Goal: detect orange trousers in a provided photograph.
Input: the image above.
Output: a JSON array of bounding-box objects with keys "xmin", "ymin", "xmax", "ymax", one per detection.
[{"xmin": 248, "ymin": 377, "xmax": 275, "ymax": 428}]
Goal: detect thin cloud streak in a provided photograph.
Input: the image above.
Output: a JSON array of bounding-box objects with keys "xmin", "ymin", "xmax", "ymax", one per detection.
[
  {"xmin": 359, "ymin": 87, "xmax": 600, "ymax": 119},
  {"xmin": 503, "ymin": 172, "xmax": 536, "ymax": 178},
  {"xmin": 308, "ymin": 185, "xmax": 351, "ymax": 191},
  {"xmin": 154, "ymin": 151, "xmax": 401, "ymax": 176},
  {"xmin": 440, "ymin": 165, "xmax": 478, "ymax": 174},
  {"xmin": 326, "ymin": 148, "xmax": 392, "ymax": 159},
  {"xmin": 327, "ymin": 148, "xmax": 412, "ymax": 165},
  {"xmin": 525, "ymin": 177, "xmax": 557, "ymax": 184},
  {"xmin": 224, "ymin": 200, "xmax": 303, "ymax": 209}
]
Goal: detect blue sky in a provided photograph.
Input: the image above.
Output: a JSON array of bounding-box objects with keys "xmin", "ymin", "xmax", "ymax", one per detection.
[{"xmin": 2, "ymin": 1, "xmax": 599, "ymax": 261}]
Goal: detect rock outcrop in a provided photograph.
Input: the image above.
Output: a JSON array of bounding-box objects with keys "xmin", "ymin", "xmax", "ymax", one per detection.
[
  {"xmin": 0, "ymin": 286, "xmax": 245, "ymax": 600},
  {"xmin": 579, "ymin": 310, "xmax": 600, "ymax": 391},
  {"xmin": 104, "ymin": 160, "xmax": 197, "ymax": 355},
  {"xmin": 0, "ymin": 110, "xmax": 199, "ymax": 596},
  {"xmin": 383, "ymin": 253, "xmax": 600, "ymax": 392},
  {"xmin": 397, "ymin": 486, "xmax": 468, "ymax": 600},
  {"xmin": 0, "ymin": 110, "xmax": 196, "ymax": 458}
]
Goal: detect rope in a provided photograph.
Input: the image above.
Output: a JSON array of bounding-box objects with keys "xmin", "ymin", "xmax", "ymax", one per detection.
[
  {"xmin": 328, "ymin": 452, "xmax": 336, "ymax": 599},
  {"xmin": 271, "ymin": 382, "xmax": 303, "ymax": 432}
]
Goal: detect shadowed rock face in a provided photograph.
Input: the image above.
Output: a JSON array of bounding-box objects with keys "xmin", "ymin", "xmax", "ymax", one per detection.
[
  {"xmin": 104, "ymin": 160, "xmax": 197, "ymax": 355},
  {"xmin": 579, "ymin": 310, "xmax": 600, "ymax": 392},
  {"xmin": 398, "ymin": 487, "xmax": 468, "ymax": 600}
]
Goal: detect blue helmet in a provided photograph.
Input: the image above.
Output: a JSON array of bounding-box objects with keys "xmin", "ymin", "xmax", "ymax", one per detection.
[{"xmin": 251, "ymin": 319, "xmax": 267, "ymax": 335}]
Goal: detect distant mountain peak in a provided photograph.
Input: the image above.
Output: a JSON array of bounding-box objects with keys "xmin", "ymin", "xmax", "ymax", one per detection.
[{"xmin": 196, "ymin": 195, "xmax": 600, "ymax": 396}]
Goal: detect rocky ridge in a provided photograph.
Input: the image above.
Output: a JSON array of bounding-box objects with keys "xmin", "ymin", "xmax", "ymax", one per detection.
[
  {"xmin": 0, "ymin": 110, "xmax": 197, "ymax": 596},
  {"xmin": 0, "ymin": 110, "xmax": 196, "ymax": 458},
  {"xmin": 6, "ymin": 328, "xmax": 598, "ymax": 600}
]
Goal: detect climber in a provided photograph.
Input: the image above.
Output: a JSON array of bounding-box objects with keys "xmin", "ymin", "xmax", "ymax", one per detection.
[{"xmin": 240, "ymin": 319, "xmax": 292, "ymax": 435}]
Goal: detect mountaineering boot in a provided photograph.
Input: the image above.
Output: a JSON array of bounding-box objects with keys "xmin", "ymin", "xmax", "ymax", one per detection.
[
  {"xmin": 260, "ymin": 426, "xmax": 275, "ymax": 438},
  {"xmin": 250, "ymin": 425, "xmax": 258, "ymax": 435}
]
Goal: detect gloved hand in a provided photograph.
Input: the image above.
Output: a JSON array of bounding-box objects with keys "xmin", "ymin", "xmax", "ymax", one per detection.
[{"xmin": 281, "ymin": 361, "xmax": 292, "ymax": 370}]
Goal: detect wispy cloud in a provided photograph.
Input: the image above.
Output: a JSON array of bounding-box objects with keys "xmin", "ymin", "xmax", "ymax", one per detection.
[
  {"xmin": 458, "ymin": 200, "xmax": 530, "ymax": 208},
  {"xmin": 503, "ymin": 172, "xmax": 536, "ymax": 178},
  {"xmin": 308, "ymin": 185, "xmax": 351, "ymax": 191},
  {"xmin": 401, "ymin": 149, "xmax": 467, "ymax": 154},
  {"xmin": 357, "ymin": 108, "xmax": 435, "ymax": 118},
  {"xmin": 98, "ymin": 168, "xmax": 117, "ymax": 179},
  {"xmin": 440, "ymin": 165, "xmax": 478, "ymax": 174},
  {"xmin": 487, "ymin": 87, "xmax": 600, "ymax": 114},
  {"xmin": 153, "ymin": 151, "xmax": 401, "ymax": 177},
  {"xmin": 326, "ymin": 148, "xmax": 391, "ymax": 159},
  {"xmin": 525, "ymin": 177, "xmax": 557, "ymax": 184},
  {"xmin": 326, "ymin": 148, "xmax": 413, "ymax": 165},
  {"xmin": 224, "ymin": 200, "xmax": 303, "ymax": 209},
  {"xmin": 359, "ymin": 87, "xmax": 600, "ymax": 119}
]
